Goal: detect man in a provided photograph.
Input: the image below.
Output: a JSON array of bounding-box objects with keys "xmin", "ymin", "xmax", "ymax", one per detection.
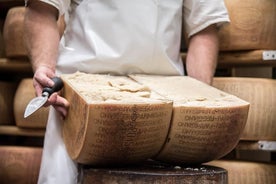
[{"xmin": 24, "ymin": 0, "xmax": 229, "ymax": 183}]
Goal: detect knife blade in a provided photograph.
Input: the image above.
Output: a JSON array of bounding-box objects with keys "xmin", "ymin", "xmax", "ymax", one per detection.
[{"xmin": 24, "ymin": 77, "xmax": 64, "ymax": 118}]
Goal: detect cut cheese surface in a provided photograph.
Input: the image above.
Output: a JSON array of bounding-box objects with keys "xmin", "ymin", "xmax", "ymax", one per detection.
[
  {"xmin": 62, "ymin": 72, "xmax": 168, "ymax": 103},
  {"xmin": 61, "ymin": 72, "xmax": 249, "ymax": 165},
  {"xmin": 129, "ymin": 74, "xmax": 249, "ymax": 107}
]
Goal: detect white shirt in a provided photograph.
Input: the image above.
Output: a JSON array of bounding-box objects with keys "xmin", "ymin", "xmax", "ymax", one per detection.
[{"xmin": 36, "ymin": 0, "xmax": 229, "ymax": 76}]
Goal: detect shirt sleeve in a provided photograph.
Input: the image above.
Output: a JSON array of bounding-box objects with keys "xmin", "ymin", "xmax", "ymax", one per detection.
[
  {"xmin": 183, "ymin": 0, "xmax": 230, "ymax": 37},
  {"xmin": 25, "ymin": 0, "xmax": 71, "ymax": 16}
]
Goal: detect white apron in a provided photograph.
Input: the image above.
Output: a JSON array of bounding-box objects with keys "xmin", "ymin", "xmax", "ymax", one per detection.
[{"xmin": 39, "ymin": 0, "xmax": 183, "ymax": 183}]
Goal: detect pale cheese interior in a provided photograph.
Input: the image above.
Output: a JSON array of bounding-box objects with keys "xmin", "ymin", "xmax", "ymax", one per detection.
[
  {"xmin": 62, "ymin": 72, "xmax": 169, "ymax": 104},
  {"xmin": 62, "ymin": 72, "xmax": 249, "ymax": 107},
  {"xmin": 129, "ymin": 74, "xmax": 249, "ymax": 107}
]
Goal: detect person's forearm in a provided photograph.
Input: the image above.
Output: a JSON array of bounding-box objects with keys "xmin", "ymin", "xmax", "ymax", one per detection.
[
  {"xmin": 185, "ymin": 25, "xmax": 219, "ymax": 85},
  {"xmin": 24, "ymin": 1, "xmax": 60, "ymax": 72}
]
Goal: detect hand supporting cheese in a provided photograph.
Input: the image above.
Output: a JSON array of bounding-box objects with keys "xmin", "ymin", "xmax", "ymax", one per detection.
[{"xmin": 61, "ymin": 72, "xmax": 249, "ymax": 165}]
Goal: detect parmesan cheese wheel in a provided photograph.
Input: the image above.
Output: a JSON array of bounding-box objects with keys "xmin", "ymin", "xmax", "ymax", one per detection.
[
  {"xmin": 14, "ymin": 78, "xmax": 49, "ymax": 128},
  {"xmin": 61, "ymin": 72, "xmax": 173, "ymax": 165},
  {"xmin": 61, "ymin": 72, "xmax": 249, "ymax": 165},
  {"xmin": 208, "ymin": 160, "xmax": 276, "ymax": 184},
  {"xmin": 219, "ymin": 0, "xmax": 276, "ymax": 51},
  {"xmin": 130, "ymin": 75, "xmax": 249, "ymax": 164},
  {"xmin": 213, "ymin": 77, "xmax": 276, "ymax": 141},
  {"xmin": 0, "ymin": 81, "xmax": 17, "ymax": 125},
  {"xmin": 0, "ymin": 19, "xmax": 5, "ymax": 57},
  {"xmin": 0, "ymin": 146, "xmax": 42, "ymax": 184},
  {"xmin": 3, "ymin": 7, "xmax": 65, "ymax": 58},
  {"xmin": 3, "ymin": 7, "xmax": 27, "ymax": 58},
  {"xmin": 82, "ymin": 160, "xmax": 227, "ymax": 184}
]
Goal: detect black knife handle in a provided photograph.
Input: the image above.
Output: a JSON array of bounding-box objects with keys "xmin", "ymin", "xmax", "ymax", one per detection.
[{"xmin": 42, "ymin": 77, "xmax": 64, "ymax": 96}]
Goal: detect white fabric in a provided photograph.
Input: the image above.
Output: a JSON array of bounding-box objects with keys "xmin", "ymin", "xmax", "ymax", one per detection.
[
  {"xmin": 38, "ymin": 107, "xmax": 78, "ymax": 184},
  {"xmin": 36, "ymin": 0, "xmax": 229, "ymax": 183},
  {"xmin": 183, "ymin": 0, "xmax": 230, "ymax": 37},
  {"xmin": 57, "ymin": 0, "xmax": 184, "ymax": 75}
]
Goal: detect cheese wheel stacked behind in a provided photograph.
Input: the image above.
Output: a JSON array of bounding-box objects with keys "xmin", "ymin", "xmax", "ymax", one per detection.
[
  {"xmin": 208, "ymin": 160, "xmax": 276, "ymax": 184},
  {"xmin": 0, "ymin": 81, "xmax": 17, "ymax": 125},
  {"xmin": 219, "ymin": 0, "xmax": 276, "ymax": 51},
  {"xmin": 213, "ymin": 77, "xmax": 276, "ymax": 141},
  {"xmin": 3, "ymin": 7, "xmax": 66, "ymax": 58},
  {"xmin": 14, "ymin": 78, "xmax": 49, "ymax": 128},
  {"xmin": 0, "ymin": 146, "xmax": 42, "ymax": 184}
]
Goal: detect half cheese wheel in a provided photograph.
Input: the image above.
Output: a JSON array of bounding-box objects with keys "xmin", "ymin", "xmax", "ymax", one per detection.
[
  {"xmin": 208, "ymin": 160, "xmax": 276, "ymax": 184},
  {"xmin": 130, "ymin": 75, "xmax": 249, "ymax": 164},
  {"xmin": 0, "ymin": 146, "xmax": 42, "ymax": 184},
  {"xmin": 213, "ymin": 77, "xmax": 276, "ymax": 141},
  {"xmin": 61, "ymin": 72, "xmax": 173, "ymax": 165},
  {"xmin": 14, "ymin": 78, "xmax": 49, "ymax": 128}
]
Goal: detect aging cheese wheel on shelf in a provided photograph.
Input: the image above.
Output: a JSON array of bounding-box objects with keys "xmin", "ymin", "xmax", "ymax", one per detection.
[
  {"xmin": 14, "ymin": 78, "xmax": 49, "ymax": 128},
  {"xmin": 218, "ymin": 0, "xmax": 276, "ymax": 51},
  {"xmin": 0, "ymin": 81, "xmax": 17, "ymax": 125},
  {"xmin": 0, "ymin": 146, "xmax": 42, "ymax": 184},
  {"xmin": 130, "ymin": 75, "xmax": 249, "ymax": 164},
  {"xmin": 208, "ymin": 160, "xmax": 276, "ymax": 184},
  {"xmin": 213, "ymin": 77, "xmax": 276, "ymax": 141},
  {"xmin": 61, "ymin": 72, "xmax": 173, "ymax": 165},
  {"xmin": 82, "ymin": 160, "xmax": 227, "ymax": 184},
  {"xmin": 61, "ymin": 72, "xmax": 249, "ymax": 165},
  {"xmin": 0, "ymin": 19, "xmax": 5, "ymax": 57},
  {"xmin": 3, "ymin": 7, "xmax": 27, "ymax": 58},
  {"xmin": 3, "ymin": 7, "xmax": 65, "ymax": 58}
]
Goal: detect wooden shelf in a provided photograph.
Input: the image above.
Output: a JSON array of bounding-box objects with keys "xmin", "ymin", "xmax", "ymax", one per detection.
[
  {"xmin": 0, "ymin": 58, "xmax": 32, "ymax": 73},
  {"xmin": 236, "ymin": 140, "xmax": 276, "ymax": 151},
  {"xmin": 0, "ymin": 0, "xmax": 24, "ymax": 17},
  {"xmin": 0, "ymin": 125, "xmax": 45, "ymax": 137},
  {"xmin": 181, "ymin": 50, "xmax": 276, "ymax": 67}
]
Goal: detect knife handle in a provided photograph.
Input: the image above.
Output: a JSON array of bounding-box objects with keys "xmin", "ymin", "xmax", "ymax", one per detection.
[{"xmin": 42, "ymin": 77, "xmax": 64, "ymax": 96}]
